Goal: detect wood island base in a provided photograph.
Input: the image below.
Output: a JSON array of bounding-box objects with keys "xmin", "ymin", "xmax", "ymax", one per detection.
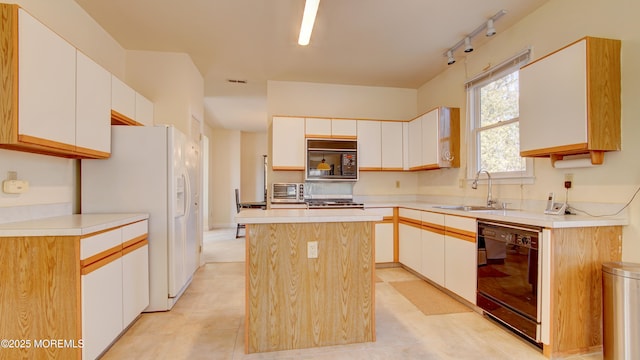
[{"xmin": 244, "ymin": 221, "xmax": 376, "ymax": 354}]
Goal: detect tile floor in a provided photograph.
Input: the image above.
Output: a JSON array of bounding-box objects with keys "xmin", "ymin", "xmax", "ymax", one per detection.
[{"xmin": 102, "ymin": 228, "xmax": 603, "ymax": 360}]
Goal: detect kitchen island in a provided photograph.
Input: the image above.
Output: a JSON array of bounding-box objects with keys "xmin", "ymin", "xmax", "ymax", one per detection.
[{"xmin": 236, "ymin": 209, "xmax": 383, "ymax": 354}]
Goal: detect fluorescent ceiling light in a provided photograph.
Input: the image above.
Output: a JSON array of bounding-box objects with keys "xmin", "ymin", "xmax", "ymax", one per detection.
[{"xmin": 298, "ymin": 0, "xmax": 320, "ymax": 46}]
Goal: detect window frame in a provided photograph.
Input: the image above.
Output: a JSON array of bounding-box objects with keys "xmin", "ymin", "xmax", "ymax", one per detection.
[{"xmin": 466, "ymin": 49, "xmax": 534, "ymax": 185}]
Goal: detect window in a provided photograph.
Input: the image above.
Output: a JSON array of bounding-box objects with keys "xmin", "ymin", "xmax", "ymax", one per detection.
[{"xmin": 467, "ymin": 49, "xmax": 533, "ymax": 182}]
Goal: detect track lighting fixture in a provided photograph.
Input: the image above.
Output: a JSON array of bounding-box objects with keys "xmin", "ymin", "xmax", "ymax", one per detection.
[
  {"xmin": 447, "ymin": 50, "xmax": 455, "ymax": 65},
  {"xmin": 486, "ymin": 19, "xmax": 496, "ymax": 37},
  {"xmin": 443, "ymin": 9, "xmax": 506, "ymax": 65},
  {"xmin": 464, "ymin": 37, "xmax": 473, "ymax": 53}
]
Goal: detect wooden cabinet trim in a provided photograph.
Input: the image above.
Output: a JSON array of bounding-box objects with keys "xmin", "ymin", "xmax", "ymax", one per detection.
[
  {"xmin": 122, "ymin": 234, "xmax": 147, "ymax": 250},
  {"xmin": 111, "ymin": 109, "xmax": 143, "ymax": 126},
  {"xmin": 80, "ymin": 244, "xmax": 122, "ymax": 270},
  {"xmin": 398, "ymin": 217, "xmax": 421, "ymax": 228},
  {"xmin": 0, "ymin": 4, "xmax": 18, "ymax": 145},
  {"xmin": 75, "ymin": 145, "xmax": 109, "ymax": 159},
  {"xmin": 122, "ymin": 238, "xmax": 148, "ymax": 256},
  {"xmin": 444, "ymin": 228, "xmax": 476, "ymax": 243},
  {"xmin": 81, "ymin": 249, "xmax": 122, "ymax": 275},
  {"xmin": 422, "ymin": 222, "xmax": 446, "ymax": 235},
  {"xmin": 272, "ymin": 165, "xmax": 304, "ymax": 171}
]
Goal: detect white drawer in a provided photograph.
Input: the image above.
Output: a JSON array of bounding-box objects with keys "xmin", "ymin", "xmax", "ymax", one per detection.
[
  {"xmin": 399, "ymin": 208, "xmax": 421, "ymax": 222},
  {"xmin": 122, "ymin": 220, "xmax": 148, "ymax": 242},
  {"xmin": 81, "ymin": 228, "xmax": 122, "ymax": 260},
  {"xmin": 421, "ymin": 211, "xmax": 444, "ymax": 226},
  {"xmin": 445, "ymin": 215, "xmax": 476, "ymax": 233}
]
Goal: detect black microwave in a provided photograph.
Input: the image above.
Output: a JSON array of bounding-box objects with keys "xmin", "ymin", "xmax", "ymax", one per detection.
[{"xmin": 305, "ymin": 139, "xmax": 358, "ymax": 181}]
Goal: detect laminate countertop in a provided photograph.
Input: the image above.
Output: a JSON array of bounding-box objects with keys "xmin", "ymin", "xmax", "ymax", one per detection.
[
  {"xmin": 236, "ymin": 208, "xmax": 383, "ymax": 224},
  {"xmin": 0, "ymin": 213, "xmax": 149, "ymax": 237},
  {"xmin": 364, "ymin": 201, "xmax": 628, "ymax": 228}
]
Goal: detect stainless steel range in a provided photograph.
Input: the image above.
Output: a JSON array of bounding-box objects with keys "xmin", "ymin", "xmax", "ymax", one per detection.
[{"xmin": 305, "ymin": 199, "xmax": 364, "ymax": 209}]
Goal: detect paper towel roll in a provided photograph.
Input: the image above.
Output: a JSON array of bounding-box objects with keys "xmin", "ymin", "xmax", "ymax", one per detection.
[{"xmin": 552, "ymin": 158, "xmax": 599, "ymax": 168}]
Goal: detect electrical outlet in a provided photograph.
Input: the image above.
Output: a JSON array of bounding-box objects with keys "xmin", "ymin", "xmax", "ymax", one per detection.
[
  {"xmin": 564, "ymin": 173, "xmax": 573, "ymax": 189},
  {"xmin": 395, "ymin": 180, "xmax": 400, "ymax": 188},
  {"xmin": 458, "ymin": 179, "xmax": 465, "ymax": 188},
  {"xmin": 307, "ymin": 241, "xmax": 318, "ymax": 259}
]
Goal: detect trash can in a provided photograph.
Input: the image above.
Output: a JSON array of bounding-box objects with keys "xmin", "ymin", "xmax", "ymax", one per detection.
[{"xmin": 602, "ymin": 261, "xmax": 640, "ymax": 360}]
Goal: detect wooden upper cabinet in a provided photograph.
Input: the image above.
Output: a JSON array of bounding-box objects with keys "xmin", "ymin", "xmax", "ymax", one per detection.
[
  {"xmin": 519, "ymin": 37, "xmax": 621, "ymax": 165},
  {"xmin": 0, "ymin": 5, "xmax": 110, "ymax": 158}
]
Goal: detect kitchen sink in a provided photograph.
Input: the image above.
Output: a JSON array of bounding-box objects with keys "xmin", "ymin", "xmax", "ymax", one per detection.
[{"xmin": 433, "ymin": 205, "xmax": 499, "ymax": 212}]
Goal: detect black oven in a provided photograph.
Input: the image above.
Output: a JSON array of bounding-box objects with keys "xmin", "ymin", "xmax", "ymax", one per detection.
[{"xmin": 477, "ymin": 220, "xmax": 543, "ymax": 347}]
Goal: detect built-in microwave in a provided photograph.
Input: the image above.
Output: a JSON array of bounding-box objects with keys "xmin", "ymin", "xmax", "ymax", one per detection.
[
  {"xmin": 305, "ymin": 139, "xmax": 358, "ymax": 181},
  {"xmin": 271, "ymin": 183, "xmax": 305, "ymax": 203}
]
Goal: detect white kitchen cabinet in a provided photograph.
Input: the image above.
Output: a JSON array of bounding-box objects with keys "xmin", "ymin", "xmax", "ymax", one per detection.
[
  {"xmin": 123, "ymin": 244, "xmax": 150, "ymax": 326},
  {"xmin": 272, "ymin": 116, "xmax": 305, "ymax": 170},
  {"xmin": 82, "ymin": 257, "xmax": 123, "ymax": 360},
  {"xmin": 357, "ymin": 120, "xmax": 382, "ymax": 170},
  {"xmin": 76, "ymin": 51, "xmax": 111, "ymax": 156},
  {"xmin": 408, "ymin": 107, "xmax": 460, "ymax": 171},
  {"xmin": 399, "ymin": 223, "xmax": 421, "ymax": 273},
  {"xmin": 15, "ymin": 7, "xmax": 76, "ymax": 152},
  {"xmin": 444, "ymin": 215, "xmax": 477, "ymax": 304},
  {"xmin": 375, "ymin": 222, "xmax": 394, "ymax": 263},
  {"xmin": 135, "ymin": 93, "xmax": 154, "ymax": 126},
  {"xmin": 519, "ymin": 37, "xmax": 620, "ymax": 164},
  {"xmin": 305, "ymin": 118, "xmax": 332, "ymax": 137},
  {"xmin": 331, "ymin": 119, "xmax": 357, "ymax": 138},
  {"xmin": 305, "ymin": 118, "xmax": 357, "ymax": 138},
  {"xmin": 368, "ymin": 207, "xmax": 395, "ymax": 263},
  {"xmin": 111, "ymin": 75, "xmax": 137, "ymax": 122},
  {"xmin": 1, "ymin": 6, "xmax": 112, "ymax": 158},
  {"xmin": 407, "ymin": 117, "xmax": 422, "ymax": 169},
  {"xmin": 420, "ymin": 211, "xmax": 445, "ymax": 287},
  {"xmin": 398, "ymin": 208, "xmax": 422, "ymax": 273},
  {"xmin": 381, "ymin": 121, "xmax": 404, "ymax": 170}
]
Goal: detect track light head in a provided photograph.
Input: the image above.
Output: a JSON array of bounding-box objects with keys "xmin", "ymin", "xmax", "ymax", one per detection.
[
  {"xmin": 464, "ymin": 37, "xmax": 473, "ymax": 53},
  {"xmin": 486, "ymin": 19, "xmax": 496, "ymax": 37},
  {"xmin": 447, "ymin": 50, "xmax": 455, "ymax": 65}
]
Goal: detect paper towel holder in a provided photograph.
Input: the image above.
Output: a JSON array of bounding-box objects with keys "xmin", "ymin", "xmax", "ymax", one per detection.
[{"xmin": 551, "ymin": 151, "xmax": 604, "ymax": 168}]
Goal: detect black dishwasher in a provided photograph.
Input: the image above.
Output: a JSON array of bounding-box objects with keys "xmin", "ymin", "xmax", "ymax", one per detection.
[{"xmin": 476, "ymin": 220, "xmax": 543, "ymax": 347}]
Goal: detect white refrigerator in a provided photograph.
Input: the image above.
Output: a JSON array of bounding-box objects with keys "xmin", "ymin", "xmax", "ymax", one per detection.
[{"xmin": 81, "ymin": 125, "xmax": 200, "ymax": 312}]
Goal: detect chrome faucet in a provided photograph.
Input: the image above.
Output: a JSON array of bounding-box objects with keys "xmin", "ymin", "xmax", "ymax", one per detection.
[{"xmin": 472, "ymin": 169, "xmax": 496, "ymax": 208}]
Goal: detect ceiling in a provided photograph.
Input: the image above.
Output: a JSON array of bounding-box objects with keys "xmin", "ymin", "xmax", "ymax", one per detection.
[{"xmin": 74, "ymin": 0, "xmax": 549, "ymax": 132}]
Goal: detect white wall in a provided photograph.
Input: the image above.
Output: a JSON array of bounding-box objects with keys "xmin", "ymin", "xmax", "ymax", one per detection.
[
  {"xmin": 207, "ymin": 127, "xmax": 241, "ymax": 228},
  {"xmin": 416, "ymin": 0, "xmax": 640, "ymax": 262},
  {"xmin": 240, "ymin": 132, "xmax": 268, "ymax": 202},
  {"xmin": 125, "ymin": 51, "xmax": 204, "ymax": 136}
]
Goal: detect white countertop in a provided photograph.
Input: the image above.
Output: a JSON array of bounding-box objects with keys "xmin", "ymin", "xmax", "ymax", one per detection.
[
  {"xmin": 365, "ymin": 201, "xmax": 628, "ymax": 228},
  {"xmin": 236, "ymin": 208, "xmax": 383, "ymax": 224},
  {"xmin": 0, "ymin": 213, "xmax": 149, "ymax": 237}
]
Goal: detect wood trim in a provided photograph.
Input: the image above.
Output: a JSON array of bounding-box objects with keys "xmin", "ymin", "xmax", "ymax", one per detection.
[
  {"xmin": 444, "ymin": 228, "xmax": 476, "ymax": 243},
  {"xmin": 272, "ymin": 166, "xmax": 304, "ymax": 171},
  {"xmin": 421, "ymin": 222, "xmax": 445, "ymax": 235},
  {"xmin": 586, "ymin": 37, "xmax": 621, "ymax": 151},
  {"xmin": 18, "ymin": 134, "xmax": 76, "ymax": 152},
  {"xmin": 244, "ymin": 225, "xmax": 251, "ymax": 354},
  {"xmin": 111, "ymin": 110, "xmax": 143, "ymax": 126},
  {"xmin": 382, "ymin": 216, "xmax": 394, "ymax": 222},
  {"xmin": 360, "ymin": 167, "xmax": 382, "ymax": 171},
  {"xmin": 122, "ymin": 238, "xmax": 148, "ymax": 256},
  {"xmin": 330, "ymin": 135, "xmax": 357, "ymax": 140},
  {"xmin": 0, "ymin": 4, "xmax": 18, "ymax": 145},
  {"xmin": 74, "ymin": 145, "xmax": 110, "ymax": 159},
  {"xmin": 409, "ymin": 164, "xmax": 440, "ymax": 171},
  {"xmin": 398, "ymin": 217, "xmax": 421, "ymax": 228},
  {"xmin": 520, "ymin": 143, "xmax": 588, "ymax": 157},
  {"xmin": 81, "ymin": 250, "xmax": 122, "ymax": 275},
  {"xmin": 380, "ymin": 167, "xmax": 404, "ymax": 171},
  {"xmin": 393, "ymin": 208, "xmax": 399, "ymax": 263},
  {"xmin": 305, "ymin": 134, "xmax": 333, "ymax": 139},
  {"xmin": 122, "ymin": 234, "xmax": 148, "ymax": 249},
  {"xmin": 80, "ymin": 244, "xmax": 122, "ymax": 269}
]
